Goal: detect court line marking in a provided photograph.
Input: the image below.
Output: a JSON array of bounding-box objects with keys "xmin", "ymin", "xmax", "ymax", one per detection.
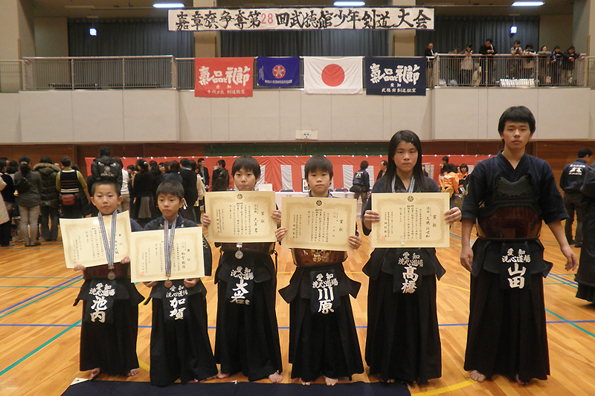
[
  {"xmin": 0, "ymin": 319, "xmax": 81, "ymax": 378},
  {"xmin": 0, "ymin": 276, "xmax": 83, "ymax": 319},
  {"xmin": 410, "ymin": 379, "xmax": 477, "ymax": 395}
]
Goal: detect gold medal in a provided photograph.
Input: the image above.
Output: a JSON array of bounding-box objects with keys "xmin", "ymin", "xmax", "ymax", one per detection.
[
  {"xmin": 164, "ymin": 279, "xmax": 173, "ymax": 288},
  {"xmin": 107, "ymin": 271, "xmax": 116, "ymax": 280}
]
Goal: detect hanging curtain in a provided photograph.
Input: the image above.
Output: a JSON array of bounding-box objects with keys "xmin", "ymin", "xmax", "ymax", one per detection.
[
  {"xmin": 221, "ymin": 29, "xmax": 389, "ymax": 57},
  {"xmin": 415, "ymin": 16, "xmax": 540, "ymax": 55},
  {"xmin": 68, "ymin": 19, "xmax": 194, "ymax": 57}
]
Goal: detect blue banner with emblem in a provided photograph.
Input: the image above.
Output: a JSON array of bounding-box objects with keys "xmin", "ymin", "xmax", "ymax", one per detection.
[
  {"xmin": 257, "ymin": 56, "xmax": 300, "ymax": 87},
  {"xmin": 365, "ymin": 57, "xmax": 426, "ymax": 96}
]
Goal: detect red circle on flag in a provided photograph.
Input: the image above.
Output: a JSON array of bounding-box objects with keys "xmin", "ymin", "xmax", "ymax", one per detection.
[
  {"xmin": 321, "ymin": 64, "xmax": 345, "ymax": 87},
  {"xmin": 272, "ymin": 64, "xmax": 286, "ymax": 79}
]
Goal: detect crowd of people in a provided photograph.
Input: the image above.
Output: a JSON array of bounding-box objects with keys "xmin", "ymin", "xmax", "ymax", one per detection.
[
  {"xmin": 0, "ymin": 148, "xmax": 234, "ymax": 245},
  {"xmin": 425, "ymin": 40, "xmax": 582, "ymax": 87}
]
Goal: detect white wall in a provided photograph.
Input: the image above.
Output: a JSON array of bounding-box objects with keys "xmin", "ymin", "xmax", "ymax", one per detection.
[
  {"xmin": 540, "ymin": 15, "xmax": 574, "ymax": 52},
  {"xmin": 3, "ymin": 87, "xmax": 593, "ymax": 144},
  {"xmin": 34, "ymin": 17, "xmax": 69, "ymax": 57}
]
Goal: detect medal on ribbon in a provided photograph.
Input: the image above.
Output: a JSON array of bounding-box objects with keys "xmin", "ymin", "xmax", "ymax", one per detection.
[
  {"xmin": 98, "ymin": 211, "xmax": 117, "ymax": 280},
  {"xmin": 163, "ymin": 218, "xmax": 176, "ymax": 288}
]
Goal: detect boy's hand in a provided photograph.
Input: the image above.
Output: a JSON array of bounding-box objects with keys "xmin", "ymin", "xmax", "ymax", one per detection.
[
  {"xmin": 271, "ymin": 210, "xmax": 282, "ymax": 226},
  {"xmin": 144, "ymin": 281, "xmax": 158, "ymax": 288},
  {"xmin": 363, "ymin": 210, "xmax": 380, "ymax": 230},
  {"xmin": 184, "ymin": 278, "xmax": 198, "ymax": 288},
  {"xmin": 561, "ymin": 245, "xmax": 579, "ymax": 271},
  {"xmin": 275, "ymin": 227, "xmax": 287, "ymax": 243},
  {"xmin": 444, "ymin": 207, "xmax": 461, "ymax": 225},
  {"xmin": 120, "ymin": 256, "xmax": 131, "ymax": 264},
  {"xmin": 460, "ymin": 245, "xmax": 473, "ymax": 272},
  {"xmin": 73, "ymin": 264, "xmax": 86, "ymax": 271},
  {"xmin": 348, "ymin": 235, "xmax": 362, "ymax": 250},
  {"xmin": 202, "ymin": 213, "xmax": 211, "ymax": 228}
]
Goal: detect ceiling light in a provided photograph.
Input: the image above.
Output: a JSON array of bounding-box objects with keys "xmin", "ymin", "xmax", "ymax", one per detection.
[
  {"xmin": 153, "ymin": 3, "xmax": 185, "ymax": 8},
  {"xmin": 512, "ymin": 1, "xmax": 544, "ymax": 6},
  {"xmin": 89, "ymin": 28, "xmax": 97, "ymax": 36},
  {"xmin": 334, "ymin": 1, "xmax": 366, "ymax": 6}
]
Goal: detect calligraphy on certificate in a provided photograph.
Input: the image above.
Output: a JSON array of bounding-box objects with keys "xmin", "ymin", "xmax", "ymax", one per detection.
[{"xmin": 372, "ymin": 193, "xmax": 449, "ymax": 248}]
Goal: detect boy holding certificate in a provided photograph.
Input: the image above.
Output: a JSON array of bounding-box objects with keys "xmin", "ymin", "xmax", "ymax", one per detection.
[
  {"xmin": 143, "ymin": 180, "xmax": 218, "ymax": 386},
  {"xmin": 278, "ymin": 155, "xmax": 364, "ymax": 386},
  {"xmin": 202, "ymin": 156, "xmax": 284, "ymax": 383},
  {"xmin": 460, "ymin": 106, "xmax": 578, "ymax": 384},
  {"xmin": 72, "ymin": 179, "xmax": 144, "ymax": 380}
]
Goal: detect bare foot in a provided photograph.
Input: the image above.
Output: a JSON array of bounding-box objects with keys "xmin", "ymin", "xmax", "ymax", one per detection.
[
  {"xmin": 299, "ymin": 378, "xmax": 311, "ymax": 385},
  {"xmin": 324, "ymin": 376, "xmax": 338, "ymax": 386},
  {"xmin": 386, "ymin": 379, "xmax": 396, "ymax": 384},
  {"xmin": 127, "ymin": 368, "xmax": 139, "ymax": 377},
  {"xmin": 470, "ymin": 370, "xmax": 486, "ymax": 382},
  {"xmin": 268, "ymin": 371, "xmax": 283, "ymax": 383},
  {"xmin": 89, "ymin": 368, "xmax": 101, "ymax": 380},
  {"xmin": 516, "ymin": 374, "xmax": 528, "ymax": 385},
  {"xmin": 217, "ymin": 372, "xmax": 230, "ymax": 379}
]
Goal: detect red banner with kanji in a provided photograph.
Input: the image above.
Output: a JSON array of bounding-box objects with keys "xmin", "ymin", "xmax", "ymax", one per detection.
[{"xmin": 195, "ymin": 57, "xmax": 253, "ymax": 97}]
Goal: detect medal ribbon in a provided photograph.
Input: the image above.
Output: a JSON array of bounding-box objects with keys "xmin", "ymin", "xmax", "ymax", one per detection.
[
  {"xmin": 98, "ymin": 211, "xmax": 117, "ymax": 270},
  {"xmin": 392, "ymin": 176, "xmax": 415, "ymax": 193},
  {"xmin": 164, "ymin": 218, "xmax": 177, "ymax": 280}
]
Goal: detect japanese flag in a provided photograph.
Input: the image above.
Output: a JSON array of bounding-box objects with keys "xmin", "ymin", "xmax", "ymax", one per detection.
[{"xmin": 304, "ymin": 57, "xmax": 363, "ymax": 95}]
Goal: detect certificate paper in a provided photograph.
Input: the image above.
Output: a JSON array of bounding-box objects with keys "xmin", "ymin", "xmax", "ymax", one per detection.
[
  {"xmin": 130, "ymin": 228, "xmax": 205, "ymax": 283},
  {"xmin": 281, "ymin": 197, "xmax": 356, "ymax": 251},
  {"xmin": 205, "ymin": 191, "xmax": 277, "ymax": 243},
  {"xmin": 372, "ymin": 192, "xmax": 450, "ymax": 248},
  {"xmin": 60, "ymin": 212, "xmax": 132, "ymax": 268}
]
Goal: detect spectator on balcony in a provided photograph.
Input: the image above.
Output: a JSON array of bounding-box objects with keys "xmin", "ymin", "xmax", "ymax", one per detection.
[
  {"xmin": 425, "ymin": 43, "xmax": 436, "ymax": 86},
  {"xmin": 550, "ymin": 46, "xmax": 565, "ymax": 85},
  {"xmin": 479, "ymin": 39, "xmax": 496, "ymax": 86},
  {"xmin": 538, "ymin": 45, "xmax": 550, "ymax": 85},
  {"xmin": 510, "ymin": 40, "xmax": 522, "ymax": 79},
  {"xmin": 562, "ymin": 46, "xmax": 580, "ymax": 85},
  {"xmin": 523, "ymin": 43, "xmax": 536, "ymax": 80},
  {"xmin": 461, "ymin": 44, "xmax": 474, "ymax": 86}
]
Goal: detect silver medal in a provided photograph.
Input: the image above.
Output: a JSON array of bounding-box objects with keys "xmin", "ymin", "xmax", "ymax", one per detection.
[{"xmin": 235, "ymin": 249, "xmax": 244, "ymax": 259}]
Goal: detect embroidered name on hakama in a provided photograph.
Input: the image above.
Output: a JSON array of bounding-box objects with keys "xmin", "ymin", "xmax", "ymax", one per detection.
[
  {"xmin": 85, "ymin": 281, "xmax": 116, "ymax": 323},
  {"xmin": 311, "ymin": 271, "xmax": 339, "ymax": 314},
  {"xmin": 502, "ymin": 247, "xmax": 531, "ymax": 289},
  {"xmin": 229, "ymin": 265, "xmax": 254, "ymax": 305},
  {"xmin": 164, "ymin": 284, "xmax": 188, "ymax": 321},
  {"xmin": 398, "ymin": 252, "xmax": 424, "ymax": 294}
]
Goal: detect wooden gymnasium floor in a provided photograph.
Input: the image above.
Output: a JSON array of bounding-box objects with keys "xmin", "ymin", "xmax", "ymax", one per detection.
[{"xmin": 1, "ymin": 221, "xmax": 595, "ymax": 396}]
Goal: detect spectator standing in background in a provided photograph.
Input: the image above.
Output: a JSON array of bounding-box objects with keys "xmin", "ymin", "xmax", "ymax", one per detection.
[
  {"xmin": 34, "ymin": 156, "xmax": 60, "ymax": 242},
  {"xmin": 560, "ymin": 148, "xmax": 592, "ymax": 248},
  {"xmin": 14, "ymin": 156, "xmax": 42, "ymax": 246}
]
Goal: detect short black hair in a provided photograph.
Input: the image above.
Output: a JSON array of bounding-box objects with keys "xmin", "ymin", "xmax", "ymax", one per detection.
[
  {"xmin": 497, "ymin": 106, "xmax": 536, "ymax": 134},
  {"xmin": 198, "ymin": 158, "xmax": 205, "ymax": 163},
  {"xmin": 61, "ymin": 156, "xmax": 72, "ymax": 167},
  {"xmin": 360, "ymin": 161, "xmax": 369, "ymax": 170},
  {"xmin": 381, "ymin": 160, "xmax": 387, "ymax": 166},
  {"xmin": 99, "ymin": 146, "xmax": 111, "ymax": 157},
  {"xmin": 180, "ymin": 158, "xmax": 190, "ymax": 168},
  {"xmin": 460, "ymin": 163, "xmax": 469, "ymax": 172},
  {"xmin": 168, "ymin": 160, "xmax": 181, "ymax": 173},
  {"xmin": 91, "ymin": 178, "xmax": 121, "ymax": 196},
  {"xmin": 514, "ymin": 40, "xmax": 521, "ymax": 45},
  {"xmin": 217, "ymin": 159, "xmax": 226, "ymax": 168},
  {"xmin": 304, "ymin": 156, "xmax": 334, "ymax": 179},
  {"xmin": 40, "ymin": 156, "xmax": 52, "ymax": 164},
  {"xmin": 578, "ymin": 148, "xmax": 593, "ymax": 158},
  {"xmin": 442, "ymin": 156, "xmax": 449, "ymax": 163},
  {"xmin": 156, "ymin": 180, "xmax": 185, "ymax": 200},
  {"xmin": 231, "ymin": 156, "xmax": 261, "ymax": 179}
]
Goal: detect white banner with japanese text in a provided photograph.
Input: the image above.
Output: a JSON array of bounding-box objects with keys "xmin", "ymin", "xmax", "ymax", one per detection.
[{"xmin": 169, "ymin": 7, "xmax": 434, "ymax": 31}]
